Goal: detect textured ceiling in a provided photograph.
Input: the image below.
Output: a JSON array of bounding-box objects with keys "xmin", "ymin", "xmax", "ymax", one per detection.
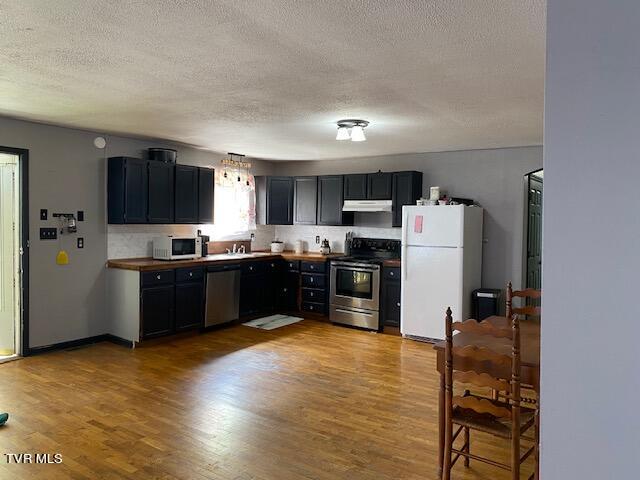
[{"xmin": 0, "ymin": 1, "xmax": 545, "ymax": 160}]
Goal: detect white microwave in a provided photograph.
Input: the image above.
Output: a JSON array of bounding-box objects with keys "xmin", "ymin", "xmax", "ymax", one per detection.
[{"xmin": 152, "ymin": 236, "xmax": 202, "ymax": 260}]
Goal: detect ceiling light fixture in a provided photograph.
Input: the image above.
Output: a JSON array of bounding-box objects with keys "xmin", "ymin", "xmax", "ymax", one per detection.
[
  {"xmin": 335, "ymin": 119, "xmax": 369, "ymax": 142},
  {"xmin": 336, "ymin": 126, "xmax": 350, "ymax": 140}
]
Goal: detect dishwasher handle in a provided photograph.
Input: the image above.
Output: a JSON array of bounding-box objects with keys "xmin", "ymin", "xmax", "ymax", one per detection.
[{"xmin": 207, "ymin": 264, "xmax": 240, "ymax": 273}]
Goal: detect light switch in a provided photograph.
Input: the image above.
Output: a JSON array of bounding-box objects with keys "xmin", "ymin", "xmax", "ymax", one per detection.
[
  {"xmin": 77, "ymin": 237, "xmax": 84, "ymax": 249},
  {"xmin": 40, "ymin": 228, "xmax": 57, "ymax": 240}
]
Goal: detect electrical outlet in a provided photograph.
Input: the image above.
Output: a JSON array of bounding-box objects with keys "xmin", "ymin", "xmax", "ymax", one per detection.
[
  {"xmin": 250, "ymin": 233, "xmax": 255, "ymax": 241},
  {"xmin": 77, "ymin": 237, "xmax": 84, "ymax": 249},
  {"xmin": 315, "ymin": 236, "xmax": 320, "ymax": 244},
  {"xmin": 40, "ymin": 228, "xmax": 57, "ymax": 240},
  {"xmin": 40, "ymin": 209, "xmax": 48, "ymax": 221}
]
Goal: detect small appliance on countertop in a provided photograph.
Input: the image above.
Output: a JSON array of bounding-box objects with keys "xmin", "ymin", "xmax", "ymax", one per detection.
[
  {"xmin": 152, "ymin": 235, "xmax": 202, "ymax": 260},
  {"xmin": 197, "ymin": 231, "xmax": 210, "ymax": 257},
  {"xmin": 271, "ymin": 240, "xmax": 285, "ymax": 253},
  {"xmin": 320, "ymin": 238, "xmax": 331, "ymax": 255},
  {"xmin": 329, "ymin": 237, "xmax": 401, "ymax": 331}
]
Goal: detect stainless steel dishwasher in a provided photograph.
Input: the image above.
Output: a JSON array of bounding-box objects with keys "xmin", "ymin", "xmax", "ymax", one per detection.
[{"xmin": 205, "ymin": 264, "xmax": 240, "ymax": 327}]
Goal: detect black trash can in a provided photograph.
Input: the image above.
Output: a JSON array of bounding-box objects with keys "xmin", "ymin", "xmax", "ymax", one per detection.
[{"xmin": 472, "ymin": 288, "xmax": 501, "ymax": 321}]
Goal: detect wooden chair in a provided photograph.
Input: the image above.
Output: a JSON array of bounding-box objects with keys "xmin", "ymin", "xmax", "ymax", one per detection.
[
  {"xmin": 506, "ymin": 282, "xmax": 541, "ymax": 320},
  {"xmin": 442, "ymin": 308, "xmax": 539, "ymax": 480}
]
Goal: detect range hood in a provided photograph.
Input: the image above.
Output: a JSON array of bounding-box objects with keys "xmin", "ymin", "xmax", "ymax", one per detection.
[{"xmin": 342, "ymin": 200, "xmax": 393, "ymax": 212}]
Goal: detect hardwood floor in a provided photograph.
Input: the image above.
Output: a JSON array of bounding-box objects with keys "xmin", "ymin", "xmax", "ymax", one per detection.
[{"xmin": 0, "ymin": 320, "xmax": 533, "ymax": 479}]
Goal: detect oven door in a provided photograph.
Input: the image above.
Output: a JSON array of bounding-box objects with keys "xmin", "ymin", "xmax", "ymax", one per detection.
[{"xmin": 330, "ymin": 262, "xmax": 380, "ymax": 311}]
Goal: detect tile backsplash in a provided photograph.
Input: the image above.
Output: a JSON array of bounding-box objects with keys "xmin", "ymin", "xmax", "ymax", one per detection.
[
  {"xmin": 107, "ymin": 224, "xmax": 275, "ymax": 259},
  {"xmin": 107, "ymin": 218, "xmax": 400, "ymax": 259},
  {"xmin": 274, "ymin": 225, "xmax": 400, "ymax": 254}
]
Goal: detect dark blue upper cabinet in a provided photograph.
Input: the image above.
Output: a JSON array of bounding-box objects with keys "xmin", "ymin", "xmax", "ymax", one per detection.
[
  {"xmin": 108, "ymin": 156, "xmax": 148, "ymax": 224},
  {"xmin": 148, "ymin": 161, "xmax": 175, "ymax": 224},
  {"xmin": 175, "ymin": 165, "xmax": 199, "ymax": 223},
  {"xmin": 343, "ymin": 174, "xmax": 368, "ymax": 200},
  {"xmin": 367, "ymin": 172, "xmax": 393, "ymax": 200},
  {"xmin": 267, "ymin": 176, "xmax": 294, "ymax": 225},
  {"xmin": 317, "ymin": 175, "xmax": 354, "ymax": 226},
  {"xmin": 294, "ymin": 176, "xmax": 318, "ymax": 225},
  {"xmin": 198, "ymin": 167, "xmax": 215, "ymax": 224},
  {"xmin": 344, "ymin": 172, "xmax": 392, "ymax": 200},
  {"xmin": 392, "ymin": 171, "xmax": 423, "ymax": 227}
]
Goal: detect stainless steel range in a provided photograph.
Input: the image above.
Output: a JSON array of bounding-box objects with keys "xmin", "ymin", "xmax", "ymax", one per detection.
[{"xmin": 330, "ymin": 238, "xmax": 401, "ymax": 330}]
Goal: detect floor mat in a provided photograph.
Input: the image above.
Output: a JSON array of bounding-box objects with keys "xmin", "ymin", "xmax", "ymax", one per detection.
[{"xmin": 242, "ymin": 314, "xmax": 304, "ymax": 330}]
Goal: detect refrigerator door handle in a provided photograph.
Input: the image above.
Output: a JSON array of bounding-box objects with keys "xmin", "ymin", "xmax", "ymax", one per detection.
[{"xmin": 402, "ymin": 210, "xmax": 408, "ymax": 280}]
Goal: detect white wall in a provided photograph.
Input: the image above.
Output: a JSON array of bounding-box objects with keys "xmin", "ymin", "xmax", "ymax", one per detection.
[
  {"xmin": 273, "ymin": 146, "xmax": 541, "ymax": 289},
  {"xmin": 0, "ymin": 115, "xmax": 275, "ymax": 348},
  {"xmin": 542, "ymin": 1, "xmax": 640, "ymax": 478}
]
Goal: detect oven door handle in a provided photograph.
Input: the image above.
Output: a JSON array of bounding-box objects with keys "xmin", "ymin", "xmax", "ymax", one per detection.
[
  {"xmin": 334, "ymin": 308, "xmax": 374, "ymax": 317},
  {"xmin": 331, "ymin": 264, "xmax": 380, "ymax": 272}
]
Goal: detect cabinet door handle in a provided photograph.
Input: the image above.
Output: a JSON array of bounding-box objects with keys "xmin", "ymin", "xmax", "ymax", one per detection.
[
  {"xmin": 310, "ymin": 277, "xmax": 314, "ymax": 283},
  {"xmin": 189, "ymin": 272, "xmax": 193, "ymax": 277},
  {"xmin": 156, "ymin": 275, "xmax": 161, "ymax": 280},
  {"xmin": 310, "ymin": 265, "xmax": 315, "ymax": 270},
  {"xmin": 396, "ymin": 302, "xmax": 401, "ymax": 307},
  {"xmin": 310, "ymin": 292, "xmax": 314, "ymax": 297},
  {"xmin": 390, "ymin": 271, "xmax": 394, "ymax": 276}
]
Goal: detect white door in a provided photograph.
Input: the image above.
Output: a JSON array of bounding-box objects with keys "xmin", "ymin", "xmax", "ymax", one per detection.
[
  {"xmin": 401, "ymin": 245, "xmax": 463, "ymax": 340},
  {"xmin": 403, "ymin": 205, "xmax": 464, "ymax": 247},
  {"xmin": 0, "ymin": 154, "xmax": 19, "ymax": 356}
]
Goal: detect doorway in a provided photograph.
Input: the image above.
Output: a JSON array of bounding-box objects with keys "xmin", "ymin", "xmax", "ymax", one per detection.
[
  {"xmin": 0, "ymin": 147, "xmax": 28, "ymax": 359},
  {"xmin": 524, "ymin": 169, "xmax": 543, "ymax": 290}
]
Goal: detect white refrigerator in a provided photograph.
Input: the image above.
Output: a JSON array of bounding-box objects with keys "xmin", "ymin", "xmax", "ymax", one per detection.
[{"xmin": 401, "ymin": 205, "xmax": 484, "ymax": 340}]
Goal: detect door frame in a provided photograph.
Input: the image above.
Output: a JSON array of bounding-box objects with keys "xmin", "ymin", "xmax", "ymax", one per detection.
[
  {"xmin": 0, "ymin": 146, "xmax": 29, "ymax": 356},
  {"xmin": 521, "ymin": 168, "xmax": 543, "ymax": 290}
]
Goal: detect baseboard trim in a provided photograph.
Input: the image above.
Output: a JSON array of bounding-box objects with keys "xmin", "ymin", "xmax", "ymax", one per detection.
[
  {"xmin": 104, "ymin": 334, "xmax": 135, "ymax": 349},
  {"xmin": 26, "ymin": 334, "xmax": 109, "ymax": 356},
  {"xmin": 25, "ymin": 334, "xmax": 135, "ymax": 355}
]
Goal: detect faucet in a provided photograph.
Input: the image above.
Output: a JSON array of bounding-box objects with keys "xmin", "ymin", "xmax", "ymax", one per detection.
[{"xmin": 225, "ymin": 244, "xmax": 246, "ymax": 255}]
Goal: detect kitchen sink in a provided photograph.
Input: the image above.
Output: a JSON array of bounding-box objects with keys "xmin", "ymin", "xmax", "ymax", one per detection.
[{"xmin": 204, "ymin": 252, "xmax": 274, "ymax": 260}]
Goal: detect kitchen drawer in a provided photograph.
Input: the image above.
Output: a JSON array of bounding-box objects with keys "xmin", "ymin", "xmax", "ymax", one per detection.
[
  {"xmin": 301, "ymin": 261, "xmax": 326, "ymax": 273},
  {"xmin": 265, "ymin": 260, "xmax": 282, "ymax": 270},
  {"xmin": 285, "ymin": 260, "xmax": 300, "ymax": 272},
  {"xmin": 241, "ymin": 261, "xmax": 266, "ymax": 275},
  {"xmin": 302, "ymin": 288, "xmax": 325, "ymax": 302},
  {"xmin": 302, "ymin": 301, "xmax": 326, "ymax": 315},
  {"xmin": 383, "ymin": 267, "xmax": 401, "ymax": 281},
  {"xmin": 301, "ymin": 273, "xmax": 326, "ymax": 289},
  {"xmin": 141, "ymin": 269, "xmax": 175, "ymax": 287},
  {"xmin": 175, "ymin": 266, "xmax": 204, "ymax": 283}
]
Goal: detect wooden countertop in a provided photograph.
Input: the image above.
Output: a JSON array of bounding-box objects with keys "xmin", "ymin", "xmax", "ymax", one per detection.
[
  {"xmin": 107, "ymin": 251, "xmax": 344, "ymax": 272},
  {"xmin": 382, "ymin": 259, "xmax": 401, "ymax": 267}
]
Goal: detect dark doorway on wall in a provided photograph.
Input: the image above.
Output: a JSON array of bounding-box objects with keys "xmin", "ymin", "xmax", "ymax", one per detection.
[
  {"xmin": 0, "ymin": 146, "xmax": 29, "ymax": 358},
  {"xmin": 524, "ymin": 169, "xmax": 543, "ymax": 290}
]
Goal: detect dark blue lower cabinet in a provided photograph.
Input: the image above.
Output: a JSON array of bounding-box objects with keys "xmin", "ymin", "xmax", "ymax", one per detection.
[
  {"xmin": 141, "ymin": 285, "xmax": 174, "ymax": 339},
  {"xmin": 175, "ymin": 282, "xmax": 204, "ymax": 331}
]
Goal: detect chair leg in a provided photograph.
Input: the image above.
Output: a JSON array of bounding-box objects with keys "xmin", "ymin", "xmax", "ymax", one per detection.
[
  {"xmin": 535, "ymin": 410, "xmax": 540, "ymax": 480},
  {"xmin": 512, "ymin": 432, "xmax": 520, "ymax": 480},
  {"xmin": 443, "ymin": 419, "xmax": 453, "ymax": 480},
  {"xmin": 463, "ymin": 426, "xmax": 470, "ymax": 467}
]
